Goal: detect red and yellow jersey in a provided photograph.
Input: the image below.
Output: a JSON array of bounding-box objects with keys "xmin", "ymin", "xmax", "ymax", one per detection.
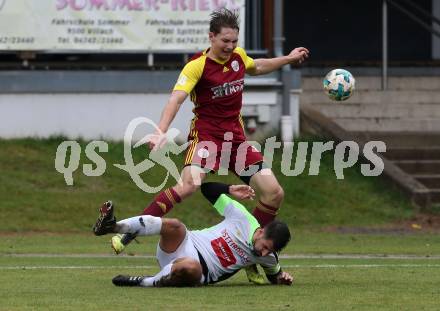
[{"xmin": 173, "ymin": 47, "xmax": 255, "ymax": 142}]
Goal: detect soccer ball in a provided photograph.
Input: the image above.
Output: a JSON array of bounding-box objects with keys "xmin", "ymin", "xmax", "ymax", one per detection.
[{"xmin": 323, "ymin": 69, "xmax": 355, "ymax": 101}]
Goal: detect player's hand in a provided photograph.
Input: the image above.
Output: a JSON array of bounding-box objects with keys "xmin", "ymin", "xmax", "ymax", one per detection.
[
  {"xmin": 277, "ymin": 271, "xmax": 293, "ymax": 285},
  {"xmin": 287, "ymin": 47, "xmax": 310, "ymax": 65},
  {"xmin": 147, "ymin": 131, "xmax": 167, "ymax": 151},
  {"xmin": 229, "ymin": 185, "xmax": 255, "ymax": 201}
]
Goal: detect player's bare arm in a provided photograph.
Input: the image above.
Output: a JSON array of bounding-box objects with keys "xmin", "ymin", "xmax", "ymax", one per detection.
[
  {"xmin": 148, "ymin": 90, "xmax": 188, "ymax": 150},
  {"xmin": 157, "ymin": 90, "xmax": 187, "ymax": 132},
  {"xmin": 247, "ymin": 47, "xmax": 310, "ymax": 76}
]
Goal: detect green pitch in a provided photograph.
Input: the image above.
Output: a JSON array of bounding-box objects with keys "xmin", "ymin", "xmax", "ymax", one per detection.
[
  {"xmin": 1, "ymin": 251, "xmax": 439, "ymax": 310},
  {"xmin": 1, "ymin": 138, "xmax": 439, "ymax": 310},
  {"xmin": 1, "ymin": 233, "xmax": 440, "ymax": 311}
]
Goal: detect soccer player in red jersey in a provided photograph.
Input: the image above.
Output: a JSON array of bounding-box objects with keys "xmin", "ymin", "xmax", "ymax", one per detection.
[{"xmin": 110, "ymin": 8, "xmax": 309, "ymax": 283}]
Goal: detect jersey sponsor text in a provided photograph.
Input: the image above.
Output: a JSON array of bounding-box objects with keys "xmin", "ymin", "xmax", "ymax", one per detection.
[
  {"xmin": 211, "ymin": 79, "xmax": 244, "ymax": 99},
  {"xmin": 211, "ymin": 236, "xmax": 237, "ymax": 267},
  {"xmin": 221, "ymin": 229, "xmax": 250, "ymax": 264}
]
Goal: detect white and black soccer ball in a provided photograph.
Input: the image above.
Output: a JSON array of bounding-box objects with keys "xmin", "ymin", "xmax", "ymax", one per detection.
[{"xmin": 323, "ymin": 69, "xmax": 355, "ymax": 101}]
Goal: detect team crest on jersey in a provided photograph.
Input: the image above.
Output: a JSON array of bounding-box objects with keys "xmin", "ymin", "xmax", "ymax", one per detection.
[{"xmin": 231, "ymin": 60, "xmax": 239, "ymax": 72}]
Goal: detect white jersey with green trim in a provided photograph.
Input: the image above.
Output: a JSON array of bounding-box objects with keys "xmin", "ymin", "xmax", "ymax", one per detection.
[{"xmin": 188, "ymin": 194, "xmax": 280, "ymax": 284}]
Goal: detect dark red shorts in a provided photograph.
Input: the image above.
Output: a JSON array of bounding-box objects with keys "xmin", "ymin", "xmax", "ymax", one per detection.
[{"xmin": 184, "ymin": 137, "xmax": 264, "ymax": 176}]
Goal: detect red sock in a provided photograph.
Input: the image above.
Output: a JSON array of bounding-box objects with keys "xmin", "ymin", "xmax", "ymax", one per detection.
[
  {"xmin": 252, "ymin": 200, "xmax": 278, "ymax": 227},
  {"xmin": 142, "ymin": 188, "xmax": 182, "ymax": 217}
]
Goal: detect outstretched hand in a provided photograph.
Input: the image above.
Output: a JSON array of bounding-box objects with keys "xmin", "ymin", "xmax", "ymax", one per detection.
[
  {"xmin": 229, "ymin": 185, "xmax": 256, "ymax": 201},
  {"xmin": 287, "ymin": 47, "xmax": 310, "ymax": 65},
  {"xmin": 277, "ymin": 271, "xmax": 294, "ymax": 285},
  {"xmin": 147, "ymin": 131, "xmax": 167, "ymax": 151}
]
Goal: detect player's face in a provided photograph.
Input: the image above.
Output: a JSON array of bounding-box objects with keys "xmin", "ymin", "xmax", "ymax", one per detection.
[
  {"xmin": 253, "ymin": 231, "xmax": 275, "ymax": 257},
  {"xmin": 209, "ymin": 27, "xmax": 239, "ymax": 61}
]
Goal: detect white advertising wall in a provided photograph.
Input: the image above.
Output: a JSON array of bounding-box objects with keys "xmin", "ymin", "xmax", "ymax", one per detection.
[
  {"xmin": 0, "ymin": 91, "xmax": 282, "ymax": 140},
  {"xmin": 0, "ymin": 93, "xmax": 194, "ymax": 140}
]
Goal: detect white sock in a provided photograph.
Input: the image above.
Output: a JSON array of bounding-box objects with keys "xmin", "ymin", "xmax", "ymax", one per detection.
[
  {"xmin": 116, "ymin": 215, "xmax": 162, "ymax": 236},
  {"xmin": 140, "ymin": 263, "xmax": 173, "ymax": 287}
]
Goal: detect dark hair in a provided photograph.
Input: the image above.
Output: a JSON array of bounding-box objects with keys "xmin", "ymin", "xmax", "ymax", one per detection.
[
  {"xmin": 264, "ymin": 220, "xmax": 291, "ymax": 252},
  {"xmin": 209, "ymin": 8, "xmax": 240, "ymax": 34}
]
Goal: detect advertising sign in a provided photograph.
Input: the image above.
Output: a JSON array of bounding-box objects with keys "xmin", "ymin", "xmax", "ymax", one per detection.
[{"xmin": 0, "ymin": 0, "xmax": 245, "ymax": 51}]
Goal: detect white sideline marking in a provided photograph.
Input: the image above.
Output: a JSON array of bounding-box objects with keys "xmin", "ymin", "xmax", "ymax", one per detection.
[
  {"xmin": 286, "ymin": 264, "xmax": 440, "ymax": 268},
  {"xmin": 1, "ymin": 264, "xmax": 440, "ymax": 270},
  {"xmin": 1, "ymin": 266, "xmax": 154, "ymax": 270},
  {"xmin": 3, "ymin": 253, "xmax": 440, "ymax": 259}
]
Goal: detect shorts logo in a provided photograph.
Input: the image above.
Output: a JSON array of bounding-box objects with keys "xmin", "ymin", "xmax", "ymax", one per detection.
[
  {"xmin": 231, "ymin": 60, "xmax": 239, "ymax": 72},
  {"xmin": 139, "ymin": 217, "xmax": 145, "ymax": 227},
  {"xmin": 250, "ymin": 145, "xmax": 259, "ymax": 153},
  {"xmin": 197, "ymin": 147, "xmax": 210, "ymax": 159},
  {"xmin": 211, "ymin": 237, "xmax": 237, "ymax": 267},
  {"xmin": 0, "ymin": 0, "xmax": 6, "ymax": 11}
]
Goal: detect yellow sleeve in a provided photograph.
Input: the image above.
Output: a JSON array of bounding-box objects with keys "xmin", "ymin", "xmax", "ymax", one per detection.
[
  {"xmin": 173, "ymin": 56, "xmax": 206, "ymax": 94},
  {"xmin": 234, "ymin": 47, "xmax": 255, "ymax": 70}
]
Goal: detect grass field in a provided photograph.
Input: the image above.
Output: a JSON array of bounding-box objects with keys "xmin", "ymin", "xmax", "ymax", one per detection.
[
  {"xmin": 2, "ymin": 258, "xmax": 440, "ymax": 311},
  {"xmin": 1, "ymin": 138, "xmax": 439, "ymax": 310},
  {"xmin": 2, "ymin": 233, "xmax": 439, "ymax": 310}
]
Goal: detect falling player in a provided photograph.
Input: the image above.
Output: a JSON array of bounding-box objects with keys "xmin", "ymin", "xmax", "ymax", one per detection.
[{"xmin": 94, "ymin": 182, "xmax": 293, "ymax": 287}]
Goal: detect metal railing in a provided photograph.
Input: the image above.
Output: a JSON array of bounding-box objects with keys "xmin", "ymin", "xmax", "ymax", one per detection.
[{"xmin": 382, "ymin": 0, "xmax": 440, "ymax": 90}]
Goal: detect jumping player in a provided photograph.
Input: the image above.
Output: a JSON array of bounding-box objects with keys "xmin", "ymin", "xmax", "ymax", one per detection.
[
  {"xmin": 93, "ymin": 182, "xmax": 293, "ymax": 287},
  {"xmin": 103, "ymin": 8, "xmax": 309, "ymax": 283}
]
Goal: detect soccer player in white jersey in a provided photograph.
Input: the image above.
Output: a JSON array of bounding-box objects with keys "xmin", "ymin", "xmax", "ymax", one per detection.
[{"xmin": 93, "ymin": 182, "xmax": 293, "ymax": 287}]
